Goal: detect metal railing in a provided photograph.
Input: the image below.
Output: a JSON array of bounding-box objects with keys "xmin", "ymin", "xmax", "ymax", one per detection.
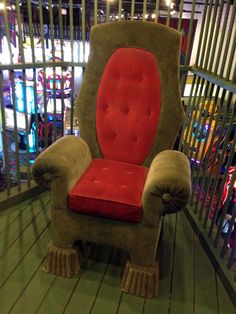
[
  {"xmin": 0, "ymin": 0, "xmax": 198, "ymax": 198},
  {"xmin": 179, "ymin": 0, "xmax": 236, "ymax": 304},
  {"xmin": 0, "ymin": 0, "xmax": 235, "ymax": 304}
]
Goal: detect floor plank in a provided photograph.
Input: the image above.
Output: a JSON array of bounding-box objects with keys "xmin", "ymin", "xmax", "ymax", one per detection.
[
  {"xmin": 169, "ymin": 211, "xmax": 194, "ymax": 314},
  {"xmin": 0, "ymin": 194, "xmax": 50, "ymax": 259},
  {"xmin": 217, "ymin": 275, "xmax": 235, "ymax": 314},
  {"xmin": 1, "ymin": 195, "xmax": 235, "ymax": 313},
  {"xmin": 9, "ymin": 257, "xmax": 56, "ymax": 314},
  {"xmin": 0, "ymin": 197, "xmax": 32, "ymax": 230},
  {"xmin": 37, "ymin": 276, "xmax": 79, "ymax": 314},
  {"xmin": 90, "ymin": 248, "xmax": 124, "ymax": 314},
  {"xmin": 0, "ymin": 193, "xmax": 49, "ymax": 234},
  {"xmin": 0, "ymin": 224, "xmax": 51, "ymax": 313},
  {"xmin": 37, "ymin": 243, "xmax": 94, "ymax": 314},
  {"xmin": 0, "ymin": 202, "xmax": 51, "ymax": 288},
  {"xmin": 144, "ymin": 214, "xmax": 177, "ymax": 314},
  {"xmin": 194, "ymin": 232, "xmax": 219, "ymax": 314},
  {"xmin": 64, "ymin": 245, "xmax": 113, "ymax": 314},
  {"xmin": 117, "ymin": 293, "xmax": 145, "ymax": 314}
]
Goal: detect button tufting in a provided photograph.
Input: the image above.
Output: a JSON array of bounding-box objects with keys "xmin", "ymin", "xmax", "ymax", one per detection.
[
  {"xmin": 103, "ymin": 104, "xmax": 109, "ymax": 112},
  {"xmin": 113, "ymin": 73, "xmax": 120, "ymax": 80},
  {"xmin": 132, "ymin": 135, "xmax": 138, "ymax": 142},
  {"xmin": 146, "ymin": 109, "xmax": 151, "ymax": 116},
  {"xmin": 162, "ymin": 193, "xmax": 173, "ymax": 203},
  {"xmin": 43, "ymin": 173, "xmax": 52, "ymax": 182},
  {"xmin": 122, "ymin": 107, "xmax": 130, "ymax": 114},
  {"xmin": 138, "ymin": 76, "xmax": 143, "ymax": 83}
]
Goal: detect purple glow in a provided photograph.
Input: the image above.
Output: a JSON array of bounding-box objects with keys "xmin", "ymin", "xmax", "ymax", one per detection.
[{"xmin": 191, "ymin": 158, "xmax": 200, "ymax": 164}]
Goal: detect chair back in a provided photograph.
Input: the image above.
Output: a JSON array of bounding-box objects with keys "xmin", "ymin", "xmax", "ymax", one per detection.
[{"xmin": 76, "ymin": 21, "xmax": 184, "ymax": 166}]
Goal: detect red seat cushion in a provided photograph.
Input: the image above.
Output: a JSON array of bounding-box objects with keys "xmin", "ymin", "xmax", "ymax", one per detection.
[{"xmin": 68, "ymin": 159, "xmax": 148, "ymax": 223}]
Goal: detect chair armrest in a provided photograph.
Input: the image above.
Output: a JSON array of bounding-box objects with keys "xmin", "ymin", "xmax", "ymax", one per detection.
[
  {"xmin": 142, "ymin": 150, "xmax": 191, "ymax": 226},
  {"xmin": 32, "ymin": 135, "xmax": 92, "ymax": 210}
]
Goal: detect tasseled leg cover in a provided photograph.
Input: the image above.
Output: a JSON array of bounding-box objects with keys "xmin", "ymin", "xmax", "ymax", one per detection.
[
  {"xmin": 121, "ymin": 260, "xmax": 159, "ymax": 299},
  {"xmin": 43, "ymin": 243, "xmax": 81, "ymax": 278}
]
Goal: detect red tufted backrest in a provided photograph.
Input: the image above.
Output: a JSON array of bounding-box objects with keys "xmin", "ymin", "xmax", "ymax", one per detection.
[{"xmin": 96, "ymin": 48, "xmax": 161, "ymax": 165}]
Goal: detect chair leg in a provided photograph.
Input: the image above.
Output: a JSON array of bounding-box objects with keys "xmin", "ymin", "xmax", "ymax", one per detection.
[
  {"xmin": 43, "ymin": 242, "xmax": 81, "ymax": 278},
  {"xmin": 121, "ymin": 257, "xmax": 159, "ymax": 299},
  {"xmin": 121, "ymin": 221, "xmax": 163, "ymax": 298}
]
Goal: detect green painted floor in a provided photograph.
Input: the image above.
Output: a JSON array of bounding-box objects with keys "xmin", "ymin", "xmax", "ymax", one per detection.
[{"xmin": 0, "ymin": 192, "xmax": 235, "ymax": 314}]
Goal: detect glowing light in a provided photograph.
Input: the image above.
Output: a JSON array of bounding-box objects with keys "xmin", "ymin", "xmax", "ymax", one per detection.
[
  {"xmin": 191, "ymin": 158, "xmax": 200, "ymax": 164},
  {"xmin": 61, "ymin": 8, "xmax": 67, "ymax": 15},
  {"xmin": 170, "ymin": 10, "xmax": 176, "ymax": 15},
  {"xmin": 151, "ymin": 13, "xmax": 156, "ymax": 19},
  {"xmin": 145, "ymin": 14, "xmax": 149, "ymax": 19},
  {"xmin": 0, "ymin": 3, "xmax": 6, "ymax": 10}
]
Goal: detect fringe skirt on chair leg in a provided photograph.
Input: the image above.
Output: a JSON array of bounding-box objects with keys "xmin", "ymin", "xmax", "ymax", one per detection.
[
  {"xmin": 121, "ymin": 260, "xmax": 159, "ymax": 299},
  {"xmin": 43, "ymin": 242, "xmax": 81, "ymax": 278}
]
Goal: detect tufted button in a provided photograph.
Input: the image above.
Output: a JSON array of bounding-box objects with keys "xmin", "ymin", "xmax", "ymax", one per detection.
[
  {"xmin": 122, "ymin": 107, "xmax": 130, "ymax": 114},
  {"xmin": 113, "ymin": 73, "xmax": 120, "ymax": 80},
  {"xmin": 146, "ymin": 109, "xmax": 151, "ymax": 116},
  {"xmin": 103, "ymin": 103, "xmax": 109, "ymax": 112},
  {"xmin": 138, "ymin": 76, "xmax": 144, "ymax": 83},
  {"xmin": 43, "ymin": 173, "xmax": 52, "ymax": 182},
  {"xmin": 162, "ymin": 193, "xmax": 173, "ymax": 203},
  {"xmin": 132, "ymin": 135, "xmax": 138, "ymax": 142}
]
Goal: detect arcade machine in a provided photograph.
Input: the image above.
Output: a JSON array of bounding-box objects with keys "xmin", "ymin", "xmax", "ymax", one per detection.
[
  {"xmin": 205, "ymin": 123, "xmax": 236, "ymax": 255},
  {"xmin": 207, "ymin": 123, "xmax": 236, "ymax": 179},
  {"xmin": 38, "ymin": 63, "xmax": 72, "ymax": 138},
  {"xmin": 183, "ymin": 100, "xmax": 216, "ymax": 163},
  {"xmin": 13, "ymin": 77, "xmax": 37, "ymax": 153}
]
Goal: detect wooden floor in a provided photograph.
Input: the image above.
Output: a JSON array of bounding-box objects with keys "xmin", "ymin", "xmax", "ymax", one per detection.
[{"xmin": 0, "ymin": 192, "xmax": 235, "ymax": 314}]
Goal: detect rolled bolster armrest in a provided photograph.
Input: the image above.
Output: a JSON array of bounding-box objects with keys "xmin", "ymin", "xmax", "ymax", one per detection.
[
  {"xmin": 142, "ymin": 150, "xmax": 191, "ymax": 222},
  {"xmin": 32, "ymin": 135, "xmax": 92, "ymax": 190}
]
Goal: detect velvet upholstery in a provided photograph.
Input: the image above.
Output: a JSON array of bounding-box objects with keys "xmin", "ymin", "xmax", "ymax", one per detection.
[
  {"xmin": 68, "ymin": 159, "xmax": 148, "ymax": 223},
  {"xmin": 76, "ymin": 21, "xmax": 184, "ymax": 166},
  {"xmin": 32, "ymin": 21, "xmax": 191, "ymax": 298},
  {"xmin": 96, "ymin": 47, "xmax": 161, "ymax": 164}
]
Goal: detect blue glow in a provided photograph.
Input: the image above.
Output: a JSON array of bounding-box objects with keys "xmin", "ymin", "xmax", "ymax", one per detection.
[{"xmin": 15, "ymin": 82, "xmax": 35, "ymax": 114}]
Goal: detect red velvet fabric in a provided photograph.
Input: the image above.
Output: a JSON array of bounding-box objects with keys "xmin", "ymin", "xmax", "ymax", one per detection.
[
  {"xmin": 96, "ymin": 47, "xmax": 161, "ymax": 165},
  {"xmin": 68, "ymin": 159, "xmax": 148, "ymax": 223}
]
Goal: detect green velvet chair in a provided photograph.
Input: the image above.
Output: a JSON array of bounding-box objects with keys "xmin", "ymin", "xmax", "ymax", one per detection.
[{"xmin": 32, "ymin": 21, "xmax": 191, "ymax": 298}]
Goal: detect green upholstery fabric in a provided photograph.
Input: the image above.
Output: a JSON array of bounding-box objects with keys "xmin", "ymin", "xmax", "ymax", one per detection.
[
  {"xmin": 76, "ymin": 21, "xmax": 184, "ymax": 166},
  {"xmin": 142, "ymin": 150, "xmax": 191, "ymax": 226},
  {"xmin": 32, "ymin": 136, "xmax": 92, "ymax": 210}
]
